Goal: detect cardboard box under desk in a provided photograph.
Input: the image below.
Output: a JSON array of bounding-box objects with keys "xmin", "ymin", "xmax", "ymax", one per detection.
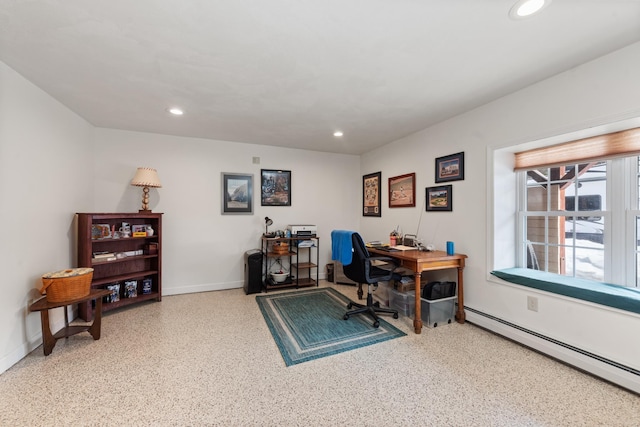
[
  {"xmin": 392, "ymin": 276, "xmax": 428, "ymax": 293},
  {"xmin": 393, "ymin": 280, "xmax": 427, "ymax": 293},
  {"xmin": 389, "ymin": 267, "xmax": 426, "ymax": 292}
]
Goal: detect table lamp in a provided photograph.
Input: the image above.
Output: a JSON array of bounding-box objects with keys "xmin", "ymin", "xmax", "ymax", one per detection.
[
  {"xmin": 131, "ymin": 167, "xmax": 162, "ymax": 212},
  {"xmin": 264, "ymin": 217, "xmax": 274, "ymax": 237}
]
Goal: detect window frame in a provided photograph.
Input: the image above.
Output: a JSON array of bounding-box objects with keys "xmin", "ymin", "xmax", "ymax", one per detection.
[{"xmin": 517, "ymin": 156, "xmax": 638, "ymax": 288}]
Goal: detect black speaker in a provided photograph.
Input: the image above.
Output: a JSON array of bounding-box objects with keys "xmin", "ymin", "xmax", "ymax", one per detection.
[{"xmin": 244, "ymin": 250, "xmax": 263, "ymax": 295}]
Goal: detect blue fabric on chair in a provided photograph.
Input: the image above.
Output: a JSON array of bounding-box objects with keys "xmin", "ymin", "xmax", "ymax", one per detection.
[{"xmin": 331, "ymin": 230, "xmax": 355, "ymax": 266}]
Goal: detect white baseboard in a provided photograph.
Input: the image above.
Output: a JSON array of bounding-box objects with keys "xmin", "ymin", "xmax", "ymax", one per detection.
[
  {"xmin": 466, "ymin": 308, "xmax": 640, "ymax": 395},
  {"xmin": 162, "ymin": 281, "xmax": 243, "ymax": 296},
  {"xmin": 0, "ymin": 306, "xmax": 73, "ymax": 375}
]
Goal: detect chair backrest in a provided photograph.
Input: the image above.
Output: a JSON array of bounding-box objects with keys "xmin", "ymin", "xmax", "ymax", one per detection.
[{"xmin": 342, "ymin": 233, "xmax": 371, "ymax": 284}]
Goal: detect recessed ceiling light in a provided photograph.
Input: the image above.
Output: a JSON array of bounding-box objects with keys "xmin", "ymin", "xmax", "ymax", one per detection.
[
  {"xmin": 168, "ymin": 107, "xmax": 184, "ymax": 116},
  {"xmin": 333, "ymin": 131, "xmax": 344, "ymax": 137},
  {"xmin": 509, "ymin": 0, "xmax": 551, "ymax": 20}
]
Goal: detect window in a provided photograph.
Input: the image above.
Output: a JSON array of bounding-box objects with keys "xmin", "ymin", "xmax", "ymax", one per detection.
[{"xmin": 518, "ymin": 155, "xmax": 640, "ymax": 287}]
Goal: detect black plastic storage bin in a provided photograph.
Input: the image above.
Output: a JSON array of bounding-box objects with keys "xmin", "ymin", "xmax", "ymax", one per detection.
[{"xmin": 422, "ymin": 281, "xmax": 456, "ymax": 300}]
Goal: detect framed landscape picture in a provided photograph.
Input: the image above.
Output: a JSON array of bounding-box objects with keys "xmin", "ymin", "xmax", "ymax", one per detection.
[
  {"xmin": 363, "ymin": 171, "xmax": 381, "ymax": 217},
  {"xmin": 388, "ymin": 172, "xmax": 416, "ymax": 208},
  {"xmin": 261, "ymin": 169, "xmax": 291, "ymax": 206},
  {"xmin": 435, "ymin": 152, "xmax": 464, "ymax": 183},
  {"xmin": 426, "ymin": 185, "xmax": 452, "ymax": 211},
  {"xmin": 222, "ymin": 172, "xmax": 253, "ymax": 214}
]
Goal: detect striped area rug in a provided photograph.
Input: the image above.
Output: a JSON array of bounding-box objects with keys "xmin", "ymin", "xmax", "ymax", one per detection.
[{"xmin": 256, "ymin": 287, "xmax": 406, "ymax": 366}]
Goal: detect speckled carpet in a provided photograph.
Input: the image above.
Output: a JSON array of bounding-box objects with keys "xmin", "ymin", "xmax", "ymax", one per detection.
[{"xmin": 256, "ymin": 287, "xmax": 406, "ymax": 366}]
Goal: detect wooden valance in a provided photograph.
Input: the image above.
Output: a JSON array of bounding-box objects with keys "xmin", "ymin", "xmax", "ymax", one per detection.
[{"xmin": 514, "ymin": 127, "xmax": 640, "ymax": 171}]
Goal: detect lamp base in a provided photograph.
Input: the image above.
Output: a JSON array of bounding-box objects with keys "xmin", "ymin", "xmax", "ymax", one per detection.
[{"xmin": 138, "ymin": 209, "xmax": 153, "ymax": 213}]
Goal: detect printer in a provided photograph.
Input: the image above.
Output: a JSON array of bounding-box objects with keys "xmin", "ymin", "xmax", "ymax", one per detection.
[{"xmin": 287, "ymin": 224, "xmax": 317, "ymax": 238}]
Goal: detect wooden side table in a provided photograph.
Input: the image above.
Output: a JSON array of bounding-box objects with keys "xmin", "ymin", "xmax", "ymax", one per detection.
[{"xmin": 29, "ymin": 289, "xmax": 111, "ymax": 356}]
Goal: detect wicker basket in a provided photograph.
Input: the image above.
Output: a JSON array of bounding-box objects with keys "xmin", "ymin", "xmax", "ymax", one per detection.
[
  {"xmin": 272, "ymin": 243, "xmax": 289, "ymax": 255},
  {"xmin": 40, "ymin": 268, "xmax": 94, "ymax": 302}
]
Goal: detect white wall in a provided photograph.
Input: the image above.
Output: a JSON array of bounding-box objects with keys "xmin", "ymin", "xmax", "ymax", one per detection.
[
  {"xmin": 360, "ymin": 42, "xmax": 640, "ymax": 390},
  {"xmin": 0, "ymin": 62, "xmax": 360, "ymax": 375},
  {"xmin": 3, "ymin": 38, "xmax": 640, "ymax": 390},
  {"xmin": 0, "ymin": 61, "xmax": 94, "ymax": 373},
  {"xmin": 92, "ymin": 129, "xmax": 360, "ymax": 295}
]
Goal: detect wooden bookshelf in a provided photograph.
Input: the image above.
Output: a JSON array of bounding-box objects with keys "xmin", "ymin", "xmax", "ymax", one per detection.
[{"xmin": 76, "ymin": 212, "xmax": 162, "ymax": 320}]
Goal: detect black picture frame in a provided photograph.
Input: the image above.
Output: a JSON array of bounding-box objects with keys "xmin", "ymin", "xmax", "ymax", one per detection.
[
  {"xmin": 363, "ymin": 171, "xmax": 382, "ymax": 217},
  {"xmin": 426, "ymin": 185, "xmax": 453, "ymax": 211},
  {"xmin": 222, "ymin": 173, "xmax": 253, "ymax": 214},
  {"xmin": 261, "ymin": 169, "xmax": 291, "ymax": 206},
  {"xmin": 435, "ymin": 152, "xmax": 465, "ymax": 183}
]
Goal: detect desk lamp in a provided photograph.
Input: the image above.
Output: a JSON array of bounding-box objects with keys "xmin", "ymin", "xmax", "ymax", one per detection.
[
  {"xmin": 131, "ymin": 167, "xmax": 162, "ymax": 213},
  {"xmin": 264, "ymin": 217, "xmax": 275, "ymax": 237}
]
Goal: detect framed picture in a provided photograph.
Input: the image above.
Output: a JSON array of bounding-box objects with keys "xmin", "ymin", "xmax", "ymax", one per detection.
[
  {"xmin": 91, "ymin": 224, "xmax": 111, "ymax": 240},
  {"xmin": 426, "ymin": 185, "xmax": 453, "ymax": 211},
  {"xmin": 222, "ymin": 172, "xmax": 254, "ymax": 214},
  {"xmin": 131, "ymin": 224, "xmax": 146, "ymax": 233},
  {"xmin": 435, "ymin": 152, "xmax": 465, "ymax": 183},
  {"xmin": 363, "ymin": 171, "xmax": 382, "ymax": 217},
  {"xmin": 389, "ymin": 172, "xmax": 416, "ymax": 208},
  {"xmin": 261, "ymin": 169, "xmax": 291, "ymax": 206}
]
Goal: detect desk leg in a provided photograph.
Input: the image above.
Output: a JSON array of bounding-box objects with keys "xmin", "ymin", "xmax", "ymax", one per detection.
[
  {"xmin": 87, "ymin": 297, "xmax": 103, "ymax": 340},
  {"xmin": 413, "ymin": 272, "xmax": 423, "ymax": 334},
  {"xmin": 455, "ymin": 267, "xmax": 466, "ymax": 324},
  {"xmin": 39, "ymin": 310, "xmax": 56, "ymax": 356}
]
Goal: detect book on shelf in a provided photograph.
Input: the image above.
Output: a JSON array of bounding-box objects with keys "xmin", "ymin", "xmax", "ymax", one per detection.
[
  {"xmin": 142, "ymin": 278, "xmax": 152, "ymax": 294},
  {"xmin": 124, "ymin": 280, "xmax": 138, "ymax": 298},
  {"xmin": 93, "ymin": 251, "xmax": 115, "ymax": 259},
  {"xmin": 104, "ymin": 283, "xmax": 120, "ymax": 303}
]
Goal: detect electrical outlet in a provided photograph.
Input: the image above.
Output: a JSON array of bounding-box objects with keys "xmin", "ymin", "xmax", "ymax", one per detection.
[{"xmin": 527, "ymin": 296, "xmax": 538, "ymax": 312}]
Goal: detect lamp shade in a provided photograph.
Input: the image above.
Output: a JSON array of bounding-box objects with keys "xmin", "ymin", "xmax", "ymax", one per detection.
[{"xmin": 131, "ymin": 167, "xmax": 162, "ymax": 188}]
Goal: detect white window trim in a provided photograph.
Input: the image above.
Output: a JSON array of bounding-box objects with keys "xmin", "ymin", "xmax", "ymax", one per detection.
[{"xmin": 490, "ymin": 116, "xmax": 640, "ymax": 289}]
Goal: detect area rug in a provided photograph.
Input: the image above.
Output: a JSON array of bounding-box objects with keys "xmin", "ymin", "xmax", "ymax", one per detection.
[{"xmin": 256, "ymin": 287, "xmax": 406, "ymax": 366}]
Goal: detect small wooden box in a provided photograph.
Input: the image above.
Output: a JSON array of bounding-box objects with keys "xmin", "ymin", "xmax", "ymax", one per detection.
[{"xmin": 145, "ymin": 243, "xmax": 158, "ymax": 255}]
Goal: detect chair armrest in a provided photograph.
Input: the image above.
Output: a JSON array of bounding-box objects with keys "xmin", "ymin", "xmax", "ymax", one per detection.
[{"xmin": 366, "ymin": 256, "xmax": 400, "ymax": 281}]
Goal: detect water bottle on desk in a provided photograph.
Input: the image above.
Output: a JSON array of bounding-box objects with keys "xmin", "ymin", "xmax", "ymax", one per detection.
[{"xmin": 446, "ymin": 241, "xmax": 455, "ymax": 255}]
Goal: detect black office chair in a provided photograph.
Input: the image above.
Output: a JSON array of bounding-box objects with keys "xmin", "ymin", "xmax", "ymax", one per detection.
[{"xmin": 342, "ymin": 232, "xmax": 399, "ymax": 327}]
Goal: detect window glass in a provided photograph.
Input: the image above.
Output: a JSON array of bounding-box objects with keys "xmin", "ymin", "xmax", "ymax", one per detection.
[
  {"xmin": 525, "ymin": 168, "xmax": 549, "ymax": 211},
  {"xmin": 522, "ymin": 162, "xmax": 606, "ymax": 280},
  {"xmin": 564, "ymin": 242, "xmax": 605, "ymax": 282}
]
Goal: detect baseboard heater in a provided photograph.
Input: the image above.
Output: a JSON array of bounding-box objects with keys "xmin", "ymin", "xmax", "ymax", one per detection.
[{"xmin": 464, "ymin": 306, "xmax": 640, "ymax": 395}]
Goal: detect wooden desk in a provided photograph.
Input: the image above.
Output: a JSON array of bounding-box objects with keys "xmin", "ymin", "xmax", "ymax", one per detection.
[
  {"xmin": 369, "ymin": 248, "xmax": 467, "ymax": 334},
  {"xmin": 29, "ymin": 289, "xmax": 111, "ymax": 355}
]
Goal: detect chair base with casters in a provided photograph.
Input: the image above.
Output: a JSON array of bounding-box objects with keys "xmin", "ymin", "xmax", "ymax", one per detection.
[{"xmin": 343, "ymin": 283, "xmax": 399, "ymax": 328}]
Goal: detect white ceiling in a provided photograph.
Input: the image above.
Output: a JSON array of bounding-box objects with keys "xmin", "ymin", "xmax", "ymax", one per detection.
[{"xmin": 1, "ymin": 1, "xmax": 640, "ymax": 155}]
